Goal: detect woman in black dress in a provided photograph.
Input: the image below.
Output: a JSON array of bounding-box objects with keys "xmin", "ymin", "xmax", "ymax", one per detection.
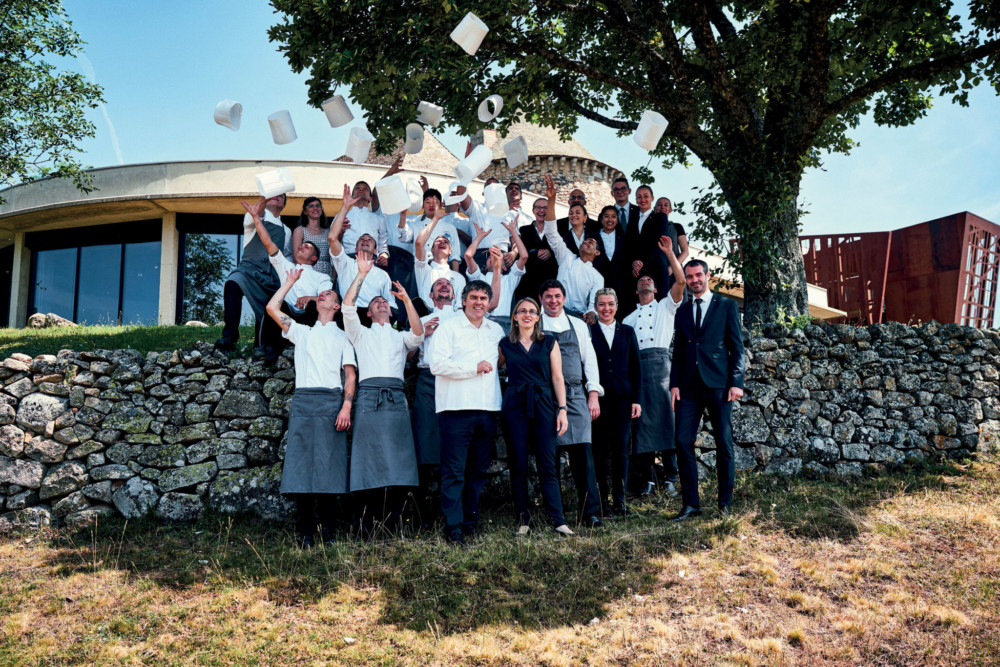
[{"xmin": 498, "ymin": 297, "xmax": 572, "ymax": 536}]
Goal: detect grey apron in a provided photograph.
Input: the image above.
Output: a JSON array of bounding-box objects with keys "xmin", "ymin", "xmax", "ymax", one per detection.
[
  {"xmin": 633, "ymin": 347, "xmax": 674, "ymax": 454},
  {"xmin": 350, "ymin": 377, "xmax": 419, "ymax": 491},
  {"xmin": 226, "ymin": 220, "xmax": 288, "ymax": 321},
  {"xmin": 411, "ymin": 367, "xmax": 440, "ymax": 465},
  {"xmin": 280, "ymin": 387, "xmax": 348, "ymax": 494},
  {"xmin": 488, "ymin": 314, "xmax": 511, "ymax": 338},
  {"xmin": 544, "ymin": 321, "xmax": 590, "ymax": 446}
]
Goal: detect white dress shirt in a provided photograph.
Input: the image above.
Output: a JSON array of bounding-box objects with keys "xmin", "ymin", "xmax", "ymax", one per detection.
[
  {"xmin": 415, "ymin": 258, "xmax": 467, "ymax": 304},
  {"xmin": 468, "ymin": 264, "xmax": 525, "ymax": 319},
  {"xmin": 341, "ymin": 205, "xmax": 389, "ymax": 256},
  {"xmin": 342, "ymin": 305, "xmax": 422, "ymax": 382},
  {"xmin": 268, "ymin": 254, "xmax": 334, "ymax": 314},
  {"xmin": 598, "ymin": 320, "xmax": 616, "ymax": 348},
  {"xmin": 636, "ymin": 208, "xmax": 653, "ymax": 234},
  {"xmin": 330, "ymin": 247, "xmax": 393, "ymax": 308},
  {"xmin": 429, "ymin": 313, "xmax": 505, "ymax": 412},
  {"xmin": 387, "ymin": 214, "xmax": 415, "ymax": 253},
  {"xmin": 417, "ymin": 305, "xmax": 463, "ymax": 369},
  {"xmin": 404, "ymin": 215, "xmax": 462, "ymax": 263},
  {"xmin": 568, "ymin": 227, "xmax": 586, "ymax": 252},
  {"xmin": 541, "ymin": 311, "xmax": 604, "ymax": 396},
  {"xmin": 283, "ymin": 321, "xmax": 356, "ymax": 389},
  {"xmin": 466, "ymin": 199, "xmax": 525, "ymax": 252},
  {"xmin": 600, "ymin": 229, "xmax": 617, "ymax": 260},
  {"xmin": 692, "ymin": 290, "xmax": 713, "ymax": 328},
  {"xmin": 242, "ymin": 210, "xmax": 292, "ymax": 258},
  {"xmin": 543, "ymin": 220, "xmax": 604, "ymax": 315},
  {"xmin": 623, "ymin": 293, "xmax": 683, "ymax": 350}
]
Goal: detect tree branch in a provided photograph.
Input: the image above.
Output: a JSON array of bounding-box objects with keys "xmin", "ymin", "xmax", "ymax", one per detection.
[
  {"xmin": 824, "ymin": 37, "xmax": 1000, "ymax": 119},
  {"xmin": 704, "ymin": 0, "xmax": 737, "ymax": 40},
  {"xmin": 552, "ymin": 87, "xmax": 638, "ymax": 130}
]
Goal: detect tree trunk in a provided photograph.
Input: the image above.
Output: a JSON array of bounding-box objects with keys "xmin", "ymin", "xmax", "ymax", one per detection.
[{"xmin": 719, "ymin": 174, "xmax": 811, "ymax": 328}]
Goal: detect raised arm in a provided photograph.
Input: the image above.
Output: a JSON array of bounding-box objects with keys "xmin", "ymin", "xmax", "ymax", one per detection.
[
  {"xmin": 501, "ymin": 216, "xmax": 529, "ymax": 270},
  {"xmin": 486, "ymin": 247, "xmax": 503, "ymax": 313},
  {"xmin": 241, "ymin": 198, "xmax": 278, "ymax": 256},
  {"xmin": 328, "ymin": 184, "xmax": 358, "ymax": 256},
  {"xmin": 659, "ymin": 235, "xmax": 687, "ymax": 303},
  {"xmin": 541, "ymin": 175, "xmax": 572, "ymax": 266},
  {"xmin": 414, "ymin": 207, "xmax": 446, "ymax": 263},
  {"xmin": 392, "ymin": 280, "xmax": 423, "ymax": 338},
  {"xmin": 344, "ymin": 249, "xmax": 373, "ymax": 308},
  {"xmin": 464, "ymin": 221, "xmax": 490, "ymax": 275},
  {"xmin": 265, "ymin": 268, "xmax": 302, "ymax": 333}
]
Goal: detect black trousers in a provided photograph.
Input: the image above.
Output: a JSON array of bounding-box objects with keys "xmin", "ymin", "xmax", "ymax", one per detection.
[
  {"xmin": 292, "ymin": 493, "xmax": 340, "ymax": 536},
  {"xmin": 501, "ymin": 401, "xmax": 566, "ymax": 527},
  {"xmin": 592, "ymin": 393, "xmax": 632, "ymax": 511},
  {"xmin": 674, "ymin": 373, "xmax": 735, "ymax": 509},
  {"xmin": 557, "ymin": 443, "xmax": 602, "ymax": 520},
  {"xmin": 438, "ymin": 410, "xmax": 495, "ymax": 538},
  {"xmin": 631, "ymin": 450, "xmax": 679, "ymax": 487},
  {"xmin": 221, "ymin": 280, "xmax": 251, "ymax": 345}
]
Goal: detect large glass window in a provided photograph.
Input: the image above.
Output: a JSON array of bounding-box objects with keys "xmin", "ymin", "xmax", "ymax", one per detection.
[
  {"xmin": 32, "ymin": 248, "xmax": 78, "ymax": 320},
  {"xmin": 77, "ymin": 244, "xmax": 123, "ymax": 325},
  {"xmin": 122, "ymin": 242, "xmax": 162, "ymax": 324}
]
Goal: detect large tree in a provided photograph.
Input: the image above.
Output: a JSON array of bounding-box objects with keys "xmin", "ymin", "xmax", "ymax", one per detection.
[
  {"xmin": 268, "ymin": 0, "xmax": 1000, "ymax": 324},
  {"xmin": 0, "ymin": 0, "xmax": 104, "ymax": 204}
]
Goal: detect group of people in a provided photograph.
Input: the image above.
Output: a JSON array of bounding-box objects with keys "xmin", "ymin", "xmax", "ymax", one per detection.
[{"xmin": 218, "ymin": 163, "xmax": 745, "ymax": 547}]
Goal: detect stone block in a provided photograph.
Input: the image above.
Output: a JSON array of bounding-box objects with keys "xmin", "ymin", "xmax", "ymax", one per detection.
[
  {"xmin": 158, "ymin": 462, "xmax": 218, "ymax": 492},
  {"xmin": 137, "ymin": 444, "xmax": 186, "ymax": 468},
  {"xmin": 88, "ymin": 464, "xmax": 134, "ymax": 481},
  {"xmin": 0, "ymin": 424, "xmax": 26, "ymax": 457},
  {"xmin": 248, "ymin": 417, "xmax": 284, "ymax": 439},
  {"xmin": 0, "ymin": 456, "xmax": 45, "ymax": 488},
  {"xmin": 102, "ymin": 404, "xmax": 153, "ymax": 433},
  {"xmin": 52, "ymin": 490, "xmax": 89, "ymax": 518},
  {"xmin": 24, "ymin": 437, "xmax": 67, "ymax": 463},
  {"xmin": 112, "ymin": 477, "xmax": 159, "ymax": 519},
  {"xmin": 156, "ymin": 492, "xmax": 204, "ymax": 522},
  {"xmin": 15, "ymin": 393, "xmax": 69, "ymax": 433},
  {"xmin": 208, "ymin": 464, "xmax": 294, "ymax": 521},
  {"xmin": 39, "ymin": 461, "xmax": 88, "ymax": 500},
  {"xmin": 213, "ymin": 391, "xmax": 268, "ymax": 418}
]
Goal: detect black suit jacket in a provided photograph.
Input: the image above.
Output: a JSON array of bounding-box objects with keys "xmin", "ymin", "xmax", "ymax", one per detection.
[
  {"xmin": 555, "ymin": 218, "xmax": 603, "ymax": 258},
  {"xmin": 624, "ymin": 210, "xmax": 679, "ymax": 293},
  {"xmin": 670, "ymin": 294, "xmax": 745, "ymax": 392},
  {"xmin": 592, "ymin": 226, "xmax": 629, "ymax": 293},
  {"xmin": 516, "ymin": 222, "xmax": 558, "ymax": 300},
  {"xmin": 609, "ymin": 203, "xmax": 640, "ymax": 234},
  {"xmin": 589, "ymin": 321, "xmax": 642, "ymax": 404}
]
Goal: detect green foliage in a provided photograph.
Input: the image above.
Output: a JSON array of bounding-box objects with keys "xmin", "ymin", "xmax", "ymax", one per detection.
[
  {"xmin": 267, "ymin": 0, "xmax": 1000, "ymax": 324},
  {"xmin": 0, "ymin": 0, "xmax": 105, "ymax": 204},
  {"xmin": 182, "ymin": 234, "xmax": 233, "ymax": 325}
]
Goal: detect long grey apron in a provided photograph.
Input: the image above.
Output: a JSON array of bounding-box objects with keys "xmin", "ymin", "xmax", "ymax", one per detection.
[
  {"xmin": 350, "ymin": 377, "xmax": 419, "ymax": 491},
  {"xmin": 226, "ymin": 220, "xmax": 288, "ymax": 321},
  {"xmin": 633, "ymin": 347, "xmax": 674, "ymax": 454},
  {"xmin": 543, "ymin": 321, "xmax": 590, "ymax": 446},
  {"xmin": 280, "ymin": 387, "xmax": 348, "ymax": 494},
  {"xmin": 411, "ymin": 367, "xmax": 440, "ymax": 465}
]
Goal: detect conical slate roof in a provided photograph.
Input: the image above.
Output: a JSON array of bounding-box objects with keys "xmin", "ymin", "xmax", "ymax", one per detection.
[{"xmin": 478, "ymin": 121, "xmax": 598, "ymax": 162}]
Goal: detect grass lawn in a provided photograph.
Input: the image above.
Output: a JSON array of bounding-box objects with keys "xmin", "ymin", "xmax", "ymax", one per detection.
[
  {"xmin": 0, "ymin": 325, "xmax": 257, "ymax": 358},
  {"xmin": 1, "ymin": 457, "xmax": 998, "ymax": 665}
]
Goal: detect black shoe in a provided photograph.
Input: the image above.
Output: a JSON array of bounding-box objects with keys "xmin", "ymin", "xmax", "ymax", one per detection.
[
  {"xmin": 295, "ymin": 532, "xmax": 315, "ymax": 549},
  {"xmin": 587, "ymin": 515, "xmax": 603, "ymax": 529},
  {"xmin": 446, "ymin": 529, "xmax": 467, "ymax": 548},
  {"xmin": 214, "ymin": 337, "xmax": 236, "ymax": 353},
  {"xmin": 663, "ymin": 481, "xmax": 680, "ymax": 498},
  {"xmin": 639, "ymin": 481, "xmax": 656, "ymax": 497},
  {"xmin": 320, "ymin": 526, "xmax": 336, "ymax": 546},
  {"xmin": 671, "ymin": 506, "xmax": 703, "ymax": 522},
  {"xmin": 719, "ymin": 506, "xmax": 732, "ymax": 519},
  {"xmin": 611, "ymin": 505, "xmax": 632, "ymax": 518}
]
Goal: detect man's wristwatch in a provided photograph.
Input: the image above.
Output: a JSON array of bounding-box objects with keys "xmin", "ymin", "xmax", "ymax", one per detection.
[{"xmin": 558, "ymin": 406, "xmax": 568, "ymax": 412}]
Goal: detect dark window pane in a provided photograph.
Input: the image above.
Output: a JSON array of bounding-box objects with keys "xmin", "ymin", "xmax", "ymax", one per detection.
[
  {"xmin": 33, "ymin": 248, "xmax": 77, "ymax": 320},
  {"xmin": 122, "ymin": 241, "xmax": 161, "ymax": 325},
  {"xmin": 77, "ymin": 244, "xmax": 122, "ymax": 325}
]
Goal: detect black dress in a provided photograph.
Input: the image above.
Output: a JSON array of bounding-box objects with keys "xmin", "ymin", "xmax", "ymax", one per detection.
[{"xmin": 499, "ymin": 335, "xmax": 567, "ymax": 527}]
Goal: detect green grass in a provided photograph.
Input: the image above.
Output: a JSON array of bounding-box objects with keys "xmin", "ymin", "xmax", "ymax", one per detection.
[{"xmin": 0, "ymin": 324, "xmax": 257, "ymax": 358}]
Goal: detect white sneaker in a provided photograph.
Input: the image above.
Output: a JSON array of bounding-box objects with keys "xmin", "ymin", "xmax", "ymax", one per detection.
[
  {"xmin": 516, "ymin": 524, "xmax": 530, "ymax": 536},
  {"xmin": 554, "ymin": 524, "xmax": 576, "ymax": 536}
]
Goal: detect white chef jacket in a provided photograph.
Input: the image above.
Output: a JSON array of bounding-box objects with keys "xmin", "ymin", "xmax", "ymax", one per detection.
[
  {"xmin": 543, "ymin": 220, "xmax": 603, "ymax": 315},
  {"xmin": 330, "ymin": 247, "xmax": 393, "ymax": 308},
  {"xmin": 417, "ymin": 306, "xmax": 463, "ymax": 369},
  {"xmin": 622, "ymin": 294, "xmax": 683, "ymax": 350},
  {"xmin": 342, "ymin": 305, "xmax": 422, "ymax": 382},
  {"xmin": 283, "ymin": 321, "xmax": 356, "ymax": 389},
  {"xmin": 268, "ymin": 253, "xmax": 334, "ymax": 315},
  {"xmin": 415, "ymin": 258, "xmax": 466, "ymax": 304},
  {"xmin": 467, "ymin": 264, "xmax": 525, "ymax": 319},
  {"xmin": 341, "ymin": 205, "xmax": 389, "ymax": 256}
]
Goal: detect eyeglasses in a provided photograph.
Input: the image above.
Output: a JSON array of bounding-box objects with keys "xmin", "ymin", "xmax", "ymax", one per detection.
[
  {"xmin": 305, "ymin": 203, "xmax": 323, "ymax": 209},
  {"xmin": 612, "ymin": 186, "xmax": 629, "ymax": 193},
  {"xmin": 514, "ymin": 309, "xmax": 538, "ymax": 316}
]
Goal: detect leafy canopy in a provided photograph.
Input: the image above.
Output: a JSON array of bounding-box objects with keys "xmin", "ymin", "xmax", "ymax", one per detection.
[{"xmin": 0, "ymin": 0, "xmax": 104, "ymax": 204}]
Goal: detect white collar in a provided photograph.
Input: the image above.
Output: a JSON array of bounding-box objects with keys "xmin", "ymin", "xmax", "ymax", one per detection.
[{"xmin": 599, "ymin": 320, "xmax": 616, "ymax": 330}]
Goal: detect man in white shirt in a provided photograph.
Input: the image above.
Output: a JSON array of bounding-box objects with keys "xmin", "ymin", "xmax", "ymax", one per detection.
[
  {"xmin": 541, "ymin": 175, "xmax": 604, "ymax": 323},
  {"xmin": 215, "ymin": 192, "xmax": 292, "ymax": 355},
  {"xmin": 411, "ymin": 277, "xmax": 462, "ymax": 527},
  {"xmin": 414, "ymin": 208, "xmax": 467, "ymax": 310},
  {"xmin": 239, "ymin": 198, "xmax": 335, "ymax": 364},
  {"xmin": 428, "ymin": 279, "xmax": 505, "ymax": 546},
  {"xmin": 265, "ymin": 267, "xmax": 356, "ymax": 547},
  {"xmin": 328, "ymin": 184, "xmax": 394, "ymax": 319},
  {"xmin": 340, "ymin": 156, "xmax": 402, "ymax": 262},
  {"xmin": 341, "ymin": 249, "xmax": 423, "ymax": 537},
  {"xmin": 539, "ymin": 278, "xmax": 605, "ymax": 528},
  {"xmin": 466, "ymin": 219, "xmax": 528, "ymax": 335},
  {"xmin": 623, "ymin": 236, "xmax": 687, "ymax": 499},
  {"xmin": 459, "ymin": 180, "xmax": 531, "ymax": 271}
]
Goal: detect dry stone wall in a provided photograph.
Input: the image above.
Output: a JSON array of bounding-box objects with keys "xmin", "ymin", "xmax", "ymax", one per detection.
[{"xmin": 1, "ymin": 321, "xmax": 999, "ymax": 531}]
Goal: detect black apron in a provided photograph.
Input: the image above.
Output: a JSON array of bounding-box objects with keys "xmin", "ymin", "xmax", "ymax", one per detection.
[
  {"xmin": 350, "ymin": 377, "xmax": 419, "ymax": 490},
  {"xmin": 543, "ymin": 319, "xmax": 591, "ymax": 446},
  {"xmin": 281, "ymin": 387, "xmax": 348, "ymax": 494},
  {"xmin": 633, "ymin": 348, "xmax": 674, "ymax": 454}
]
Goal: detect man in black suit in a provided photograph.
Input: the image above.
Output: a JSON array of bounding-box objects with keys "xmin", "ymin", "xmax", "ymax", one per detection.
[
  {"xmin": 589, "ymin": 287, "xmax": 642, "ymax": 516},
  {"xmin": 669, "ymin": 259, "xmax": 745, "ymax": 521},
  {"xmin": 625, "ymin": 185, "xmax": 679, "ymax": 297},
  {"xmin": 593, "ymin": 205, "xmax": 631, "ymax": 319},
  {"xmin": 610, "ymin": 177, "xmax": 639, "ymax": 233}
]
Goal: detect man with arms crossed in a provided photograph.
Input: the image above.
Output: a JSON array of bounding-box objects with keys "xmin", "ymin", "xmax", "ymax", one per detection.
[{"xmin": 670, "ymin": 259, "xmax": 745, "ymax": 521}]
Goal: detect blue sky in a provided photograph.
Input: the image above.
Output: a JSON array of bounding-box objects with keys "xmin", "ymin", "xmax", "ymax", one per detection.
[{"xmin": 61, "ymin": 0, "xmax": 1000, "ymax": 239}]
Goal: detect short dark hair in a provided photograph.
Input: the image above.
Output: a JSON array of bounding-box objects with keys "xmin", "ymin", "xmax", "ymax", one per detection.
[
  {"xmin": 612, "ymin": 176, "xmax": 629, "ymax": 188},
  {"xmin": 297, "ymin": 196, "xmax": 329, "ymax": 229},
  {"xmin": 462, "ymin": 279, "xmax": 493, "ymax": 302},
  {"xmin": 424, "ymin": 188, "xmax": 442, "ymax": 204},
  {"xmin": 685, "ymin": 259, "xmax": 709, "ymax": 274},
  {"xmin": 300, "ymin": 241, "xmax": 320, "ymax": 264},
  {"xmin": 598, "ymin": 205, "xmax": 618, "ymax": 223},
  {"xmin": 353, "ymin": 180, "xmax": 371, "ymax": 190},
  {"xmin": 538, "ymin": 279, "xmax": 566, "ymax": 298},
  {"xmin": 506, "ymin": 181, "xmax": 521, "ymax": 192},
  {"xmin": 570, "ymin": 203, "xmax": 589, "ymax": 219},
  {"xmin": 636, "ymin": 184, "xmax": 654, "ymax": 197}
]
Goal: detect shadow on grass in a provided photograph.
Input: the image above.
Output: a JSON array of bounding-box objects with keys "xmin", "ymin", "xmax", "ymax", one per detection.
[{"xmin": 37, "ymin": 456, "xmax": 977, "ymax": 635}]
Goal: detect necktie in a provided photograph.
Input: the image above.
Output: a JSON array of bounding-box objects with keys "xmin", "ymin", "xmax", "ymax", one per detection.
[
  {"xmin": 695, "ymin": 298, "xmax": 703, "ymax": 331},
  {"xmin": 618, "ymin": 206, "xmax": 626, "ymax": 229}
]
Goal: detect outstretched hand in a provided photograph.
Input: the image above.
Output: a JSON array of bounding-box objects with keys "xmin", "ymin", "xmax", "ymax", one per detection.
[
  {"xmin": 658, "ymin": 235, "xmax": 674, "ymax": 256},
  {"xmin": 240, "ymin": 197, "xmax": 267, "ymax": 221},
  {"xmin": 284, "ymin": 268, "xmax": 303, "ymax": 285},
  {"xmin": 341, "ymin": 184, "xmax": 358, "ymax": 210},
  {"xmin": 356, "ymin": 250, "xmax": 374, "ymax": 275},
  {"xmin": 390, "ymin": 279, "xmax": 410, "ymax": 301},
  {"xmin": 544, "ymin": 174, "xmax": 556, "ymax": 199},
  {"xmin": 472, "ymin": 221, "xmax": 489, "ymax": 240}
]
